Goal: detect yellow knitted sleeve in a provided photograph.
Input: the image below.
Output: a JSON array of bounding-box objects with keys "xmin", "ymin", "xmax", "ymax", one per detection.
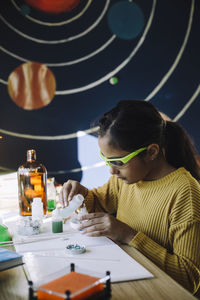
[{"xmin": 85, "ymin": 175, "xmax": 119, "ymax": 214}]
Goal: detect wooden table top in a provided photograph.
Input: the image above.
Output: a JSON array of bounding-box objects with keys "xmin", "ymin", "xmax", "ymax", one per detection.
[
  {"xmin": 0, "ymin": 175, "xmax": 198, "ymax": 300},
  {"xmin": 0, "ymin": 244, "xmax": 197, "ymax": 300}
]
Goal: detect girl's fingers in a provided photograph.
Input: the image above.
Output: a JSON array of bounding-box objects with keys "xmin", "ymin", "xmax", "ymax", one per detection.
[
  {"xmin": 63, "ymin": 183, "xmax": 70, "ymax": 204},
  {"xmin": 59, "ymin": 181, "xmax": 73, "ymax": 207},
  {"xmin": 78, "ymin": 212, "xmax": 105, "ymax": 221},
  {"xmin": 67, "ymin": 180, "xmax": 80, "ymax": 200},
  {"xmin": 59, "ymin": 180, "xmax": 85, "ymax": 207},
  {"xmin": 83, "ymin": 231, "xmax": 105, "ymax": 237},
  {"xmin": 81, "ymin": 223, "xmax": 106, "ymax": 233},
  {"xmin": 79, "ymin": 219, "xmax": 102, "ymax": 230}
]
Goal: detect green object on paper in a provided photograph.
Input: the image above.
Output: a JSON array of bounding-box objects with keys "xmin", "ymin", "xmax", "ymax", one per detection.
[{"xmin": 0, "ymin": 224, "xmax": 10, "ymax": 242}]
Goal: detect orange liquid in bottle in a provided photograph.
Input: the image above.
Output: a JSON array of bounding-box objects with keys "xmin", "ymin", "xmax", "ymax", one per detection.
[{"xmin": 18, "ymin": 150, "xmax": 47, "ymax": 216}]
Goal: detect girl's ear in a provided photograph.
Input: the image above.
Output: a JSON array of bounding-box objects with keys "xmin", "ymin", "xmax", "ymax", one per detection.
[{"xmin": 146, "ymin": 144, "xmax": 160, "ymax": 161}]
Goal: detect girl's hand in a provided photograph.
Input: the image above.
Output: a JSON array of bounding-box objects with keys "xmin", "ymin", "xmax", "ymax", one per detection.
[
  {"xmin": 77, "ymin": 212, "xmax": 137, "ymax": 244},
  {"xmin": 59, "ymin": 180, "xmax": 88, "ymax": 207}
]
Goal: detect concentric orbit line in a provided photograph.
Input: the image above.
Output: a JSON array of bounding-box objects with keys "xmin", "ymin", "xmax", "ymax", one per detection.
[
  {"xmin": 45, "ymin": 35, "xmax": 116, "ymax": 67},
  {"xmin": 11, "ymin": 0, "xmax": 92, "ymax": 27},
  {"xmin": 145, "ymin": 0, "xmax": 195, "ymax": 101},
  {"xmin": 0, "ymin": 127, "xmax": 99, "ymax": 140},
  {"xmin": 57, "ymin": 0, "xmax": 194, "ymax": 95},
  {"xmin": 0, "ymin": 166, "xmax": 15, "ymax": 172},
  {"xmin": 173, "ymin": 83, "xmax": 200, "ymax": 122},
  {"xmin": 55, "ymin": 0, "xmax": 157, "ymax": 95},
  {"xmin": 1, "ymin": 84, "xmax": 199, "ymax": 174},
  {"xmin": 0, "ymin": 0, "xmax": 154, "ymax": 85},
  {"xmin": 48, "ymin": 161, "xmax": 105, "ymax": 175},
  {"xmin": 0, "ymin": 34, "xmax": 115, "ymax": 71},
  {"xmin": 0, "ymin": 161, "xmax": 106, "ymax": 174},
  {"xmin": 0, "ymin": 0, "xmax": 156, "ymax": 140},
  {"xmin": 38, "ymin": 79, "xmax": 200, "ymax": 181},
  {"xmin": 1, "ymin": 0, "xmax": 193, "ymax": 96},
  {"xmin": 0, "ymin": 1, "xmax": 196, "ymax": 175},
  {"xmin": 1, "ymin": 0, "xmax": 109, "ymax": 43},
  {"xmin": 1, "ymin": 81, "xmax": 199, "ymax": 141},
  {"xmin": 0, "ymin": 0, "xmax": 196, "ymax": 141},
  {"xmin": 0, "ymin": 79, "xmax": 7, "ymax": 84}
]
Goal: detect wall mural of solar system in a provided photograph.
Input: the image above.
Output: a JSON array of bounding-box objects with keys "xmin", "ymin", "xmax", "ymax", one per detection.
[{"xmin": 0, "ymin": 0, "xmax": 199, "ymax": 187}]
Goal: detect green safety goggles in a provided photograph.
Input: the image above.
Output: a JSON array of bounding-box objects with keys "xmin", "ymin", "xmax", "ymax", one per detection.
[{"xmin": 100, "ymin": 147, "xmax": 147, "ymax": 167}]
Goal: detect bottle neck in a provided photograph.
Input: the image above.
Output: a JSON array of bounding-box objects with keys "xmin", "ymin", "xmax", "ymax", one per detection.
[{"xmin": 27, "ymin": 149, "xmax": 36, "ymax": 162}]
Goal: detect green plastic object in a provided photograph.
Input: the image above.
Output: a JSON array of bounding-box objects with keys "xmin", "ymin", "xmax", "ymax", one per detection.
[{"xmin": 0, "ymin": 224, "xmax": 10, "ymax": 242}]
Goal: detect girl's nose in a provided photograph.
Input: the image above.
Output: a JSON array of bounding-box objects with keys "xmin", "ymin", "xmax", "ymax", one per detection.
[{"xmin": 110, "ymin": 166, "xmax": 120, "ymax": 175}]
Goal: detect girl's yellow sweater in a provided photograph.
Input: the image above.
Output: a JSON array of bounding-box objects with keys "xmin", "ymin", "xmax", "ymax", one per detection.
[{"xmin": 85, "ymin": 167, "xmax": 200, "ymax": 294}]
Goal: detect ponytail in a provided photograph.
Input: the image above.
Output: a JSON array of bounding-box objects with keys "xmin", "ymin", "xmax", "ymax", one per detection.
[{"xmin": 164, "ymin": 121, "xmax": 200, "ymax": 181}]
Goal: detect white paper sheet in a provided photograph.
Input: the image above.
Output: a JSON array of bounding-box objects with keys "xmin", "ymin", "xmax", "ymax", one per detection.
[{"xmin": 9, "ymin": 218, "xmax": 153, "ymax": 284}]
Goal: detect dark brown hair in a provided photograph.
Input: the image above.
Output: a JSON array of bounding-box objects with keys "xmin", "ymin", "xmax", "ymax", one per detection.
[{"xmin": 98, "ymin": 100, "xmax": 200, "ymax": 181}]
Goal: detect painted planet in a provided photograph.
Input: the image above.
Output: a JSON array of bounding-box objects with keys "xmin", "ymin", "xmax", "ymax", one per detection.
[
  {"xmin": 107, "ymin": 1, "xmax": 145, "ymax": 40},
  {"xmin": 24, "ymin": 0, "xmax": 81, "ymax": 14},
  {"xmin": 8, "ymin": 62, "xmax": 56, "ymax": 110}
]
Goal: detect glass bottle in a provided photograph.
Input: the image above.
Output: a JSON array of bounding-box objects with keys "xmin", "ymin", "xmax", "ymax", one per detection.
[{"xmin": 17, "ymin": 149, "xmax": 47, "ymax": 216}]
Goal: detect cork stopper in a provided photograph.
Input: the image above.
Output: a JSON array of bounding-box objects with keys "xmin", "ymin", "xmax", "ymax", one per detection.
[{"xmin": 27, "ymin": 149, "xmax": 36, "ymax": 162}]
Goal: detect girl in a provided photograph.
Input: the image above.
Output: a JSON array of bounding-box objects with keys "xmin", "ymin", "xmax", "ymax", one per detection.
[{"xmin": 59, "ymin": 100, "xmax": 200, "ymax": 294}]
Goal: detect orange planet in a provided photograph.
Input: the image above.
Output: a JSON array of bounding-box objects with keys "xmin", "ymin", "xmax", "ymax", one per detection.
[{"xmin": 8, "ymin": 62, "xmax": 56, "ymax": 110}]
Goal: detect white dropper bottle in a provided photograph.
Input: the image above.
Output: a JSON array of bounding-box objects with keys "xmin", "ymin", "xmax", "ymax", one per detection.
[
  {"xmin": 31, "ymin": 197, "xmax": 44, "ymax": 222},
  {"xmin": 61, "ymin": 194, "xmax": 84, "ymax": 219}
]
